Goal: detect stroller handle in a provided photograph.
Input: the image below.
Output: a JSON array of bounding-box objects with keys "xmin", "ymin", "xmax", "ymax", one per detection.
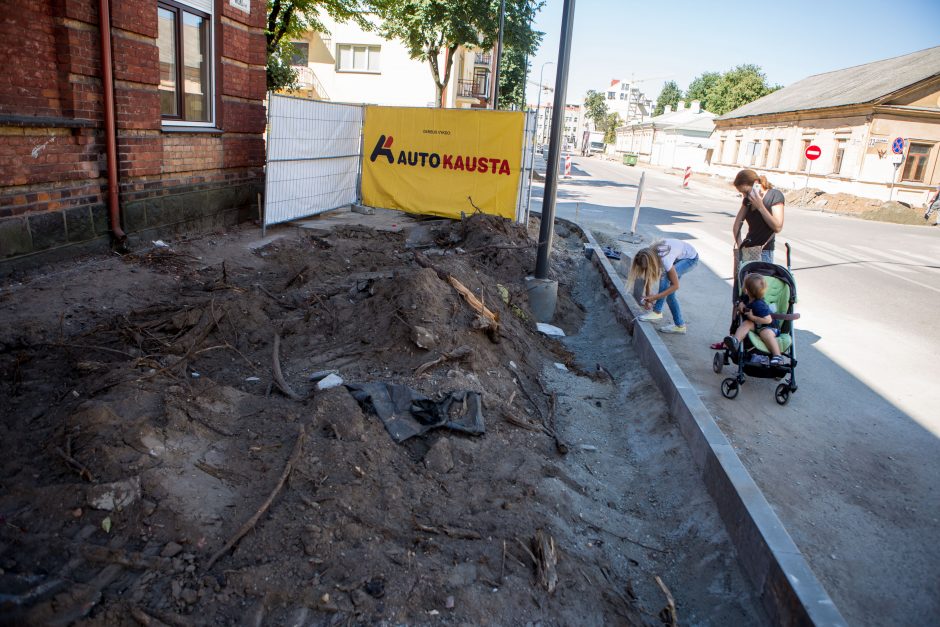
[{"xmin": 785, "ymin": 242, "xmax": 792, "ymax": 269}]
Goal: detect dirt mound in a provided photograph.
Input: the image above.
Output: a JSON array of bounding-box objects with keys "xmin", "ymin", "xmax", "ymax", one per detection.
[
  {"xmin": 0, "ymin": 215, "xmax": 760, "ymax": 625},
  {"xmin": 784, "ymin": 187, "xmax": 927, "ymax": 225}
]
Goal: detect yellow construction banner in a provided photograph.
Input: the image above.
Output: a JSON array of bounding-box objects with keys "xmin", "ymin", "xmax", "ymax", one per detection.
[{"xmin": 361, "ymin": 106, "xmax": 525, "ymax": 220}]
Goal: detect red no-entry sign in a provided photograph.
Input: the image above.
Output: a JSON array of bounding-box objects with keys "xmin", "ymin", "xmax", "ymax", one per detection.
[{"xmin": 805, "ymin": 144, "xmax": 821, "ymax": 161}]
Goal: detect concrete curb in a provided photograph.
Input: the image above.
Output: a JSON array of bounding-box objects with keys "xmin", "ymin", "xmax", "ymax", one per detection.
[{"xmin": 550, "ymin": 215, "xmax": 846, "ymax": 626}]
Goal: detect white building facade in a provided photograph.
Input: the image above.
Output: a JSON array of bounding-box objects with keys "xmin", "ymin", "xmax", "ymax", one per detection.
[
  {"xmin": 615, "ymin": 100, "xmax": 716, "ymax": 169},
  {"xmin": 286, "ymin": 15, "xmax": 495, "ymax": 109}
]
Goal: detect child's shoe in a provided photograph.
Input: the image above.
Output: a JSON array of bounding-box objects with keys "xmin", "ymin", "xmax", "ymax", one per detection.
[
  {"xmin": 723, "ymin": 336, "xmax": 739, "ymax": 352},
  {"xmin": 770, "ymin": 355, "xmax": 784, "ymax": 366}
]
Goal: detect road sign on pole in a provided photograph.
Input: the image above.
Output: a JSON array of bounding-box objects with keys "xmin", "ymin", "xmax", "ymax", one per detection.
[
  {"xmin": 892, "ymin": 137, "xmax": 904, "ymax": 155},
  {"xmin": 805, "ymin": 144, "xmax": 821, "ymax": 161}
]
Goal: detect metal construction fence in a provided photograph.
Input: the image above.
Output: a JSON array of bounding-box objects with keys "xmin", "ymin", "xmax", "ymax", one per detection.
[
  {"xmin": 264, "ymin": 95, "xmax": 364, "ymax": 228},
  {"xmin": 263, "ymin": 94, "xmax": 536, "ymax": 229}
]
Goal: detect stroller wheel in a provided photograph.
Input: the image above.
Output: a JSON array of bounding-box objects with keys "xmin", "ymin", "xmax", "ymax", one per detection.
[
  {"xmin": 721, "ymin": 378, "xmax": 740, "ymax": 399},
  {"xmin": 775, "ymin": 383, "xmax": 791, "ymax": 406},
  {"xmin": 713, "ymin": 352, "xmax": 724, "ymax": 374}
]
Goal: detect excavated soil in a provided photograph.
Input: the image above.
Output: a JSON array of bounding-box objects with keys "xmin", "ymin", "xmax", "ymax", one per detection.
[
  {"xmin": 0, "ymin": 214, "xmax": 762, "ymax": 625},
  {"xmin": 784, "ymin": 187, "xmax": 929, "ymax": 225}
]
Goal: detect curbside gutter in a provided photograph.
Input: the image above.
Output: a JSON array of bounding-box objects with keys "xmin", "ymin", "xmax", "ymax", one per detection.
[{"xmin": 551, "ymin": 216, "xmax": 846, "ymax": 626}]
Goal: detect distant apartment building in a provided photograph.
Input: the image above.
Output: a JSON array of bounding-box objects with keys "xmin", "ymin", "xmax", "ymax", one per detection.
[
  {"xmin": 534, "ymin": 104, "xmax": 584, "ymax": 148},
  {"xmin": 709, "ymin": 46, "xmax": 940, "ymax": 206},
  {"xmin": 286, "ymin": 15, "xmax": 496, "ymax": 109},
  {"xmin": 603, "ymin": 80, "xmax": 654, "ymax": 125}
]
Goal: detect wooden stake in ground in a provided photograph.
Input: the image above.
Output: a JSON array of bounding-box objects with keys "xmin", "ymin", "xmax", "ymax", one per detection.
[{"xmin": 204, "ymin": 424, "xmax": 306, "ymax": 571}]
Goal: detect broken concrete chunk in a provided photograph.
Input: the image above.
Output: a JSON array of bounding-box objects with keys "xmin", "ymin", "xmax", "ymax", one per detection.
[
  {"xmin": 317, "ymin": 374, "xmax": 344, "ymax": 390},
  {"xmin": 536, "ymin": 323, "xmax": 566, "ymax": 337},
  {"xmin": 161, "ymin": 542, "xmax": 183, "ymax": 558},
  {"xmin": 425, "ymin": 438, "xmax": 454, "ymax": 474},
  {"xmin": 87, "ymin": 476, "xmax": 141, "ymax": 512}
]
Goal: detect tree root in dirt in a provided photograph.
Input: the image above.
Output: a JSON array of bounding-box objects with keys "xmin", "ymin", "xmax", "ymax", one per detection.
[
  {"xmin": 54, "ymin": 446, "xmax": 95, "ymax": 482},
  {"xmin": 656, "ymin": 575, "xmax": 678, "ymax": 627},
  {"xmin": 414, "ymin": 252, "xmax": 500, "ymax": 341},
  {"xmin": 414, "ymin": 345, "xmax": 473, "ymax": 376},
  {"xmin": 81, "ymin": 545, "xmax": 170, "ymax": 570},
  {"xmin": 271, "ymin": 333, "xmax": 304, "ymax": 401},
  {"xmin": 413, "ymin": 518, "xmax": 482, "ymax": 540},
  {"xmin": 514, "ymin": 376, "xmax": 568, "ymax": 454},
  {"xmin": 204, "ymin": 424, "xmax": 306, "ymax": 571}
]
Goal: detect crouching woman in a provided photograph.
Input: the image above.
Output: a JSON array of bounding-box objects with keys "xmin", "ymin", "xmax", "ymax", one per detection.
[{"xmin": 628, "ymin": 239, "xmax": 700, "ymax": 334}]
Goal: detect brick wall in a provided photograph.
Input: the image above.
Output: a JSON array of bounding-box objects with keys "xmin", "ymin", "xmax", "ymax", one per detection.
[{"xmin": 0, "ymin": 0, "xmax": 267, "ymax": 267}]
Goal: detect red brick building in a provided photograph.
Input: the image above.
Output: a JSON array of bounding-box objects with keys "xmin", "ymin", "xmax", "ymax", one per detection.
[{"xmin": 0, "ymin": 0, "xmax": 267, "ymax": 269}]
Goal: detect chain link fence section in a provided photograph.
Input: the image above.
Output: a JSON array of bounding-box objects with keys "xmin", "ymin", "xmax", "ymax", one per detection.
[{"xmin": 264, "ymin": 95, "xmax": 364, "ymax": 228}]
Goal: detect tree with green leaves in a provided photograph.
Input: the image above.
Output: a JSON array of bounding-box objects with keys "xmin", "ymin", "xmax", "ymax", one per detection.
[
  {"xmin": 653, "ymin": 80, "xmax": 682, "ymax": 116},
  {"xmin": 684, "ymin": 71, "xmax": 720, "ymax": 112},
  {"xmin": 496, "ymin": 0, "xmax": 544, "ymax": 110},
  {"xmin": 266, "ymin": 0, "xmax": 369, "ymax": 91},
  {"xmin": 603, "ymin": 112, "xmax": 620, "ymax": 144},
  {"xmin": 372, "ymin": 0, "xmax": 540, "ymax": 107},
  {"xmin": 582, "ymin": 90, "xmax": 607, "ymax": 130},
  {"xmin": 705, "ymin": 64, "xmax": 780, "ymax": 116}
]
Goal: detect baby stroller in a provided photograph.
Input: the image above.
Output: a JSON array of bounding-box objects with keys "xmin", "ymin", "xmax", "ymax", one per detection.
[{"xmin": 713, "ymin": 243, "xmax": 800, "ymax": 405}]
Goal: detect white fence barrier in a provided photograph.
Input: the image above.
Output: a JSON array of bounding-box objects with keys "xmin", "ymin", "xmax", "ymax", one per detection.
[{"xmin": 264, "ymin": 95, "xmax": 364, "ymax": 228}]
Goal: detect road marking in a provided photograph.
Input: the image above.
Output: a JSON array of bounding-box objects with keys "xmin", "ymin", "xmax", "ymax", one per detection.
[
  {"xmin": 788, "ymin": 238, "xmax": 850, "ymax": 267},
  {"xmin": 884, "ymin": 247, "xmax": 940, "ymax": 270},
  {"xmin": 845, "ymin": 244, "xmax": 919, "ymax": 275}
]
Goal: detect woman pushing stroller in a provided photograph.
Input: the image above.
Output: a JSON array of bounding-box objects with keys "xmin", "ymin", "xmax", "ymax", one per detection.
[{"xmin": 732, "ymin": 169, "xmax": 785, "ymax": 263}]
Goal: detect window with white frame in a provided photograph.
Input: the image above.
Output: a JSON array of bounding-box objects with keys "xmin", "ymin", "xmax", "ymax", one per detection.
[
  {"xmin": 337, "ymin": 44, "xmax": 381, "ymax": 72},
  {"xmin": 158, "ymin": 0, "xmax": 213, "ymax": 124}
]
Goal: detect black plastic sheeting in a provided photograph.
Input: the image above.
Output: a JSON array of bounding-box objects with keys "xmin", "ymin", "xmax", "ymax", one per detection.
[{"xmin": 346, "ymin": 383, "xmax": 485, "ymax": 443}]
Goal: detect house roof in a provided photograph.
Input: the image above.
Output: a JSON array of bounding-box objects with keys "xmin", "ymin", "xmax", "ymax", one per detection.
[{"xmin": 720, "ymin": 45, "xmax": 940, "ymax": 120}]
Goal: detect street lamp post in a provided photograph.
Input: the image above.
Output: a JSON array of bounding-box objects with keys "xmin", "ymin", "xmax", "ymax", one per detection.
[{"xmin": 528, "ymin": 0, "xmax": 576, "ymax": 322}]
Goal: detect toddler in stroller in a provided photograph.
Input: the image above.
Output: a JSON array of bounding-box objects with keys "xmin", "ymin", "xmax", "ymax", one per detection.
[{"xmin": 713, "ymin": 245, "xmax": 800, "ymax": 405}]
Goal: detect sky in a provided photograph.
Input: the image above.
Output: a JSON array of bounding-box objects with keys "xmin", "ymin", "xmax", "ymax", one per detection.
[{"xmin": 525, "ymin": 0, "xmax": 940, "ymax": 107}]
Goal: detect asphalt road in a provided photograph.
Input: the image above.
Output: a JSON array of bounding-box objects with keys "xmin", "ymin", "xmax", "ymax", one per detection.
[{"xmin": 531, "ymin": 155, "xmax": 940, "ymax": 626}]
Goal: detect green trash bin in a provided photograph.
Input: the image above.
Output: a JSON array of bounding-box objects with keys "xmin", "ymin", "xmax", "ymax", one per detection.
[{"xmin": 623, "ymin": 153, "xmax": 638, "ymax": 166}]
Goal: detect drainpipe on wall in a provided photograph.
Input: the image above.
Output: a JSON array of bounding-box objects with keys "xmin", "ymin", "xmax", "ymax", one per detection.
[{"xmin": 98, "ymin": 0, "xmax": 128, "ymax": 252}]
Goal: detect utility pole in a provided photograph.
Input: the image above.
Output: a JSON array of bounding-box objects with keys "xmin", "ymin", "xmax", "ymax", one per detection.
[
  {"xmin": 493, "ymin": 0, "xmax": 506, "ymax": 110},
  {"xmin": 527, "ymin": 0, "xmax": 575, "ymax": 321}
]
